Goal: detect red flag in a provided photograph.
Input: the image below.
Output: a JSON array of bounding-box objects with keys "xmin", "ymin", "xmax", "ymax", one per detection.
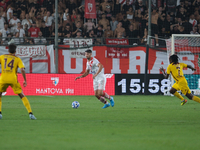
[{"xmin": 84, "ymin": 0, "xmax": 96, "ymax": 19}]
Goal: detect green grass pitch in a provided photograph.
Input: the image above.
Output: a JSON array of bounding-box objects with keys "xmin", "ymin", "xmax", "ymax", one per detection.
[{"xmin": 0, "ymin": 95, "xmax": 200, "ymax": 150}]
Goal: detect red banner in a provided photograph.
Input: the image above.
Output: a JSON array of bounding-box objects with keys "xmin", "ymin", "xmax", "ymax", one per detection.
[
  {"xmin": 3, "ymin": 74, "xmax": 115, "ymax": 96},
  {"xmin": 106, "ymin": 39, "xmax": 129, "ymax": 58},
  {"xmin": 84, "ymin": 0, "xmax": 96, "ymax": 19}
]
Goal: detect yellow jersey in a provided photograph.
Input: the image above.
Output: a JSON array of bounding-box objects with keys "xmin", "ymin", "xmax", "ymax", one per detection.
[
  {"xmin": 167, "ymin": 63, "xmax": 187, "ymax": 82},
  {"xmin": 0, "ymin": 54, "xmax": 25, "ymax": 84}
]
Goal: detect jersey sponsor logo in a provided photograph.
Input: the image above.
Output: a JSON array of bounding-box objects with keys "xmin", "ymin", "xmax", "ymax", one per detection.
[{"xmin": 51, "ymin": 77, "xmax": 59, "ymax": 86}]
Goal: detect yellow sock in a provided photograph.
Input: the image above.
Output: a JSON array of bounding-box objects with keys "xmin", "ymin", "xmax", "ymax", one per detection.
[
  {"xmin": 21, "ymin": 97, "xmax": 32, "ymax": 113},
  {"xmin": 0, "ymin": 97, "xmax": 1, "ymax": 113},
  {"xmin": 174, "ymin": 91, "xmax": 184, "ymax": 101},
  {"xmin": 192, "ymin": 96, "xmax": 200, "ymax": 103}
]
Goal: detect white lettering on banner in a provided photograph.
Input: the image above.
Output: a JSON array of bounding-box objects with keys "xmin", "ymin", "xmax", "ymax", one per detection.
[
  {"xmin": 128, "ymin": 51, "xmax": 145, "ymax": 73},
  {"xmin": 69, "ymin": 39, "xmax": 93, "ymax": 58},
  {"xmin": 66, "ymin": 88, "xmax": 74, "ymax": 94},
  {"xmin": 63, "ymin": 50, "xmax": 96, "ymax": 73},
  {"xmin": 151, "ymin": 51, "xmax": 168, "ymax": 74},
  {"xmin": 111, "ymin": 58, "xmax": 121, "ymax": 73},
  {"xmin": 36, "ymin": 88, "xmax": 63, "ymax": 94},
  {"xmin": 178, "ymin": 51, "xmax": 194, "ymax": 74},
  {"xmin": 16, "ymin": 46, "xmax": 47, "ymax": 57},
  {"xmin": 107, "ymin": 40, "xmax": 127, "ymax": 44}
]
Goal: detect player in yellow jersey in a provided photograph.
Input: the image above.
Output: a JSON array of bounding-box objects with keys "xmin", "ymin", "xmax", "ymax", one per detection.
[
  {"xmin": 0, "ymin": 44, "xmax": 36, "ymax": 120},
  {"xmin": 160, "ymin": 54, "xmax": 200, "ymax": 105}
]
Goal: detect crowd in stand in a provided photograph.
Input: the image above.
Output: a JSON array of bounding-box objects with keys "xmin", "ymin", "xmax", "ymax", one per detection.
[{"xmin": 0, "ymin": 0, "xmax": 198, "ymax": 45}]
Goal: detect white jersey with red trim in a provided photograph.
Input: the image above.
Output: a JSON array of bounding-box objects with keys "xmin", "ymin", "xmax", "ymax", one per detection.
[{"xmin": 86, "ymin": 57, "xmax": 104, "ymax": 78}]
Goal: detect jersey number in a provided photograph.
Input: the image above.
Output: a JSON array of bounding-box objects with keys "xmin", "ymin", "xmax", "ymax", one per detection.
[{"xmin": 4, "ymin": 58, "xmax": 14, "ymax": 70}]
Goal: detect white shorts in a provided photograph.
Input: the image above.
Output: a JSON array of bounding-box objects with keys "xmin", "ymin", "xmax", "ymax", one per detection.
[{"xmin": 93, "ymin": 76, "xmax": 106, "ymax": 91}]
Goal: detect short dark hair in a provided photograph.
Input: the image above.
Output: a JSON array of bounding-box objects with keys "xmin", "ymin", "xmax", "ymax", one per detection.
[
  {"xmin": 85, "ymin": 49, "xmax": 92, "ymax": 53},
  {"xmin": 9, "ymin": 44, "xmax": 16, "ymax": 53},
  {"xmin": 170, "ymin": 54, "xmax": 179, "ymax": 64}
]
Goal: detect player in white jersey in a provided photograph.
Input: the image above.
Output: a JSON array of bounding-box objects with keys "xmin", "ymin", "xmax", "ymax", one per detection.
[{"xmin": 75, "ymin": 49, "xmax": 114, "ymax": 108}]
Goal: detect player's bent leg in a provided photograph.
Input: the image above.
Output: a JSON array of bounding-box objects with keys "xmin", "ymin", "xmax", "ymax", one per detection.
[
  {"xmin": 170, "ymin": 88, "xmax": 184, "ymax": 101},
  {"xmin": 18, "ymin": 93, "xmax": 36, "ymax": 120},
  {"xmin": 186, "ymin": 93, "xmax": 200, "ymax": 103},
  {"xmin": 95, "ymin": 90, "xmax": 110, "ymax": 109}
]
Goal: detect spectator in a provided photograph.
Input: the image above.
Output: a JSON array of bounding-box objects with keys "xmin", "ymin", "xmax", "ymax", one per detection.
[
  {"xmin": 105, "ymin": 5, "xmax": 112, "ymax": 21},
  {"xmin": 184, "ymin": 0, "xmax": 192, "ymax": 16},
  {"xmin": 85, "ymin": 29, "xmax": 95, "ymax": 38},
  {"xmin": 178, "ymin": 25, "xmax": 185, "ymax": 34},
  {"xmin": 0, "ymin": 14, "xmax": 5, "ymax": 30},
  {"xmin": 63, "ymin": 8, "xmax": 69, "ymax": 26},
  {"xmin": 36, "ymin": 14, "xmax": 42, "ymax": 28},
  {"xmin": 40, "ymin": 21, "xmax": 50, "ymax": 37},
  {"xmin": 13, "ymin": 31, "xmax": 20, "ymax": 45},
  {"xmin": 176, "ymin": 7, "xmax": 186, "ymax": 21},
  {"xmin": 189, "ymin": 14, "xmax": 197, "ymax": 28},
  {"xmin": 135, "ymin": 0, "xmax": 146, "ymax": 15},
  {"xmin": 84, "ymin": 19, "xmax": 96, "ymax": 33},
  {"xmin": 104, "ymin": 25, "xmax": 113, "ymax": 38},
  {"xmin": 0, "ymin": 0, "xmax": 7, "ymax": 11},
  {"xmin": 122, "ymin": 0, "xmax": 132, "ymax": 13},
  {"xmin": 22, "ymin": 14, "xmax": 33, "ymax": 29},
  {"xmin": 44, "ymin": 11, "xmax": 54, "ymax": 27},
  {"xmin": 126, "ymin": 24, "xmax": 139, "ymax": 45},
  {"xmin": 135, "ymin": 9, "xmax": 143, "ymax": 23},
  {"xmin": 63, "ymin": 23, "xmax": 71, "ymax": 37},
  {"xmin": 98, "ymin": 13, "xmax": 109, "ymax": 30},
  {"xmin": 164, "ymin": 14, "xmax": 173, "ymax": 36},
  {"xmin": 0, "ymin": 6, "xmax": 6, "ymax": 18},
  {"xmin": 1, "ymin": 33, "xmax": 12, "ymax": 45},
  {"xmin": 29, "ymin": 6, "xmax": 37, "ymax": 21},
  {"xmin": 100, "ymin": 0, "xmax": 111, "ymax": 12},
  {"xmin": 24, "ymin": 24, "xmax": 29, "ymax": 37},
  {"xmin": 183, "ymin": 17, "xmax": 193, "ymax": 34},
  {"xmin": 126, "ymin": 6, "xmax": 134, "ymax": 21},
  {"xmin": 110, "ymin": 15, "xmax": 118, "ymax": 31},
  {"xmin": 9, "ymin": 13, "xmax": 21, "ymax": 34},
  {"xmin": 117, "ymin": 32, "xmax": 124, "ymax": 38},
  {"xmin": 63, "ymin": 31, "xmax": 71, "ymax": 45},
  {"xmin": 30, "ymin": 0, "xmax": 40, "ymax": 12},
  {"xmin": 34, "ymin": 31, "xmax": 47, "ymax": 44},
  {"xmin": 71, "ymin": 9, "xmax": 77, "ymax": 23},
  {"xmin": 190, "ymin": 26, "xmax": 199, "ymax": 34},
  {"xmin": 28, "ymin": 22, "xmax": 40, "ymax": 37},
  {"xmin": 24, "ymin": 37, "xmax": 33, "ymax": 44},
  {"xmin": 76, "ymin": 30, "xmax": 82, "ymax": 38},
  {"xmin": 114, "ymin": 22, "xmax": 125, "ymax": 37},
  {"xmin": 67, "ymin": 0, "xmax": 77, "ymax": 14},
  {"xmin": 177, "ymin": 17, "xmax": 183, "ymax": 26},
  {"xmin": 96, "ymin": 25, "xmax": 104, "ymax": 37},
  {"xmin": 158, "ymin": 27, "xmax": 170, "ymax": 39},
  {"xmin": 122, "ymin": 15, "xmax": 130, "ymax": 33},
  {"xmin": 157, "ymin": 7, "xmax": 165, "ymax": 32},
  {"xmin": 72, "ymin": 21, "xmax": 83, "ymax": 37},
  {"xmin": 0, "ymin": 23, "xmax": 10, "ymax": 42},
  {"xmin": 7, "ymin": 4, "xmax": 14, "ymax": 22},
  {"xmin": 113, "ymin": 0, "xmax": 122, "ymax": 15},
  {"xmin": 43, "ymin": 0, "xmax": 54, "ymax": 13},
  {"xmin": 74, "ymin": 14, "xmax": 83, "ymax": 27},
  {"xmin": 151, "ymin": 7, "xmax": 159, "ymax": 46},
  {"xmin": 14, "ymin": 22, "xmax": 25, "ymax": 43}
]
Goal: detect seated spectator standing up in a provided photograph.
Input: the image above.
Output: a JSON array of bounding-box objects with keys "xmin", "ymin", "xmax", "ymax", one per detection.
[
  {"xmin": 0, "ymin": 23, "xmax": 10, "ymax": 43},
  {"xmin": 122, "ymin": 15, "xmax": 130, "ymax": 33},
  {"xmin": 34, "ymin": 31, "xmax": 47, "ymax": 44},
  {"xmin": 9, "ymin": 13, "xmax": 21, "ymax": 34},
  {"xmin": 72, "ymin": 21, "xmax": 83, "ymax": 37},
  {"xmin": 151, "ymin": 7, "xmax": 159, "ymax": 46},
  {"xmin": 99, "ymin": 13, "xmax": 109, "ymax": 30},
  {"xmin": 126, "ymin": 24, "xmax": 139, "ymax": 45},
  {"xmin": 84, "ymin": 19, "xmax": 96, "ymax": 34},
  {"xmin": 22, "ymin": 14, "xmax": 33, "ymax": 29},
  {"xmin": 44, "ymin": 11, "xmax": 54, "ymax": 27},
  {"xmin": 176, "ymin": 7, "xmax": 186, "ymax": 21},
  {"xmin": 104, "ymin": 25, "xmax": 113, "ymax": 38},
  {"xmin": 0, "ymin": 14, "xmax": 5, "ymax": 30},
  {"xmin": 190, "ymin": 26, "xmax": 199, "ymax": 34},
  {"xmin": 95, "ymin": 25, "xmax": 104, "ymax": 44},
  {"xmin": 189, "ymin": 14, "xmax": 197, "ymax": 28},
  {"xmin": 7, "ymin": 4, "xmax": 14, "ymax": 22},
  {"xmin": 14, "ymin": 22, "xmax": 25, "ymax": 43},
  {"xmin": 105, "ymin": 5, "xmax": 112, "ymax": 21},
  {"xmin": 114, "ymin": 22, "xmax": 125, "ymax": 37},
  {"xmin": 28, "ymin": 22, "xmax": 40, "ymax": 38},
  {"xmin": 110, "ymin": 15, "xmax": 118, "ymax": 32},
  {"xmin": 135, "ymin": 0, "xmax": 146, "ymax": 15},
  {"xmin": 40, "ymin": 21, "xmax": 50, "ymax": 37}
]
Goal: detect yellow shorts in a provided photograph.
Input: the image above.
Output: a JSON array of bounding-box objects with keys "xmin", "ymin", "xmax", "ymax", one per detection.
[
  {"xmin": 0, "ymin": 82, "xmax": 22, "ymax": 94},
  {"xmin": 172, "ymin": 78, "xmax": 191, "ymax": 95}
]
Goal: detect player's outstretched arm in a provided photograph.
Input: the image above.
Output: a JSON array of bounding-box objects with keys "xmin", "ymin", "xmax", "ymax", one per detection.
[
  {"xmin": 20, "ymin": 68, "xmax": 27, "ymax": 87},
  {"xmin": 187, "ymin": 65, "xmax": 196, "ymax": 71},
  {"xmin": 75, "ymin": 69, "xmax": 90, "ymax": 81},
  {"xmin": 160, "ymin": 67, "xmax": 169, "ymax": 79}
]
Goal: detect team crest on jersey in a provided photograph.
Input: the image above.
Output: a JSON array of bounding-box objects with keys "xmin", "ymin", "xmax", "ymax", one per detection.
[{"xmin": 51, "ymin": 77, "xmax": 59, "ymax": 86}]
